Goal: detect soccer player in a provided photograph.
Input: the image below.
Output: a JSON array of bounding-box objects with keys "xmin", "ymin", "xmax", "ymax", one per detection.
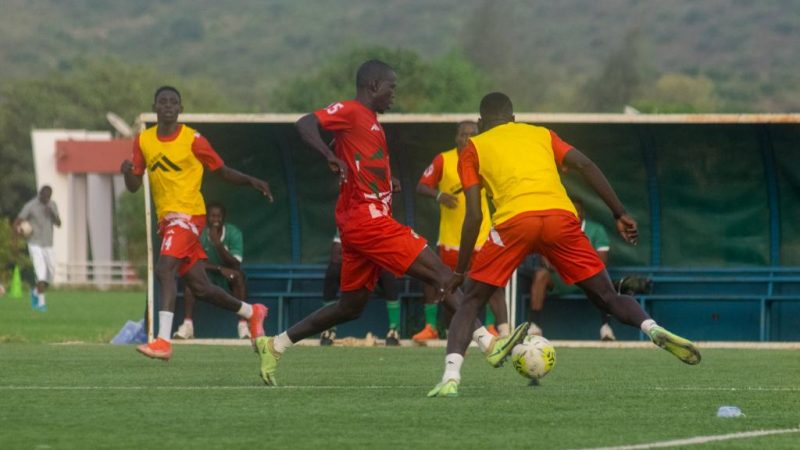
[
  {"xmin": 319, "ymin": 231, "xmax": 402, "ymax": 346},
  {"xmin": 415, "ymin": 121, "xmax": 509, "ymax": 340},
  {"xmin": 14, "ymin": 185, "xmax": 61, "ymax": 312},
  {"xmin": 431, "ymin": 92, "xmax": 701, "ymax": 397},
  {"xmin": 173, "ymin": 201, "xmax": 252, "ymax": 340},
  {"xmin": 255, "ymin": 60, "xmax": 528, "ymax": 386},
  {"xmin": 121, "ymin": 85, "xmax": 273, "ymax": 361}
]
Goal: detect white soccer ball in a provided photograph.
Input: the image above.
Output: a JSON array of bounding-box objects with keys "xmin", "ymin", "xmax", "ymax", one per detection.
[
  {"xmin": 16, "ymin": 220, "xmax": 33, "ymax": 238},
  {"xmin": 511, "ymin": 335, "xmax": 556, "ymax": 380}
]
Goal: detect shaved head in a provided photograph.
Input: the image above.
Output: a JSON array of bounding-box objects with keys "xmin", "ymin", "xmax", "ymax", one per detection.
[
  {"xmin": 479, "ymin": 92, "xmax": 513, "ymax": 118},
  {"xmin": 356, "ymin": 59, "xmax": 394, "ymax": 89}
]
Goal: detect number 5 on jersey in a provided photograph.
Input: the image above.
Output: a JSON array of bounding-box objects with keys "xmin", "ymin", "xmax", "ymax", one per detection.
[{"xmin": 326, "ymin": 102, "xmax": 344, "ymax": 114}]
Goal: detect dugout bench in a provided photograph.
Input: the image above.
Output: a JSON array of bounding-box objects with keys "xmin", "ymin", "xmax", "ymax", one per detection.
[
  {"xmin": 519, "ymin": 267, "xmax": 800, "ymax": 342},
  {"xmin": 175, "ymin": 264, "xmax": 800, "ymax": 341}
]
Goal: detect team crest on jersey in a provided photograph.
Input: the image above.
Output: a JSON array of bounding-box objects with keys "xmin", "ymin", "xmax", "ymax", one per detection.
[{"xmin": 150, "ymin": 153, "xmax": 182, "ymax": 172}]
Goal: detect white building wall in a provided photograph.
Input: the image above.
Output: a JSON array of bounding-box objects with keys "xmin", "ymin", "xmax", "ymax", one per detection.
[{"xmin": 30, "ymin": 130, "xmax": 112, "ymax": 284}]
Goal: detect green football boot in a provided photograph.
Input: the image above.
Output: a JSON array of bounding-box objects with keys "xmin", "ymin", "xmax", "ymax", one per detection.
[
  {"xmin": 256, "ymin": 336, "xmax": 282, "ymax": 386},
  {"xmin": 427, "ymin": 379, "xmax": 459, "ymax": 398},
  {"xmin": 485, "ymin": 322, "xmax": 530, "ymax": 368},
  {"xmin": 649, "ymin": 326, "xmax": 701, "ymax": 365}
]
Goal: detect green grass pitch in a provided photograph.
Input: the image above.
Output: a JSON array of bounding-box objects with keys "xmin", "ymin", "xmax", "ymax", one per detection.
[{"xmin": 1, "ymin": 291, "xmax": 798, "ymax": 449}]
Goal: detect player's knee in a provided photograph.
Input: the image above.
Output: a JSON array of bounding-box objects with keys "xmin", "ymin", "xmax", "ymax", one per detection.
[
  {"xmin": 534, "ymin": 269, "xmax": 550, "ymax": 284},
  {"xmin": 338, "ymin": 301, "xmax": 365, "ymax": 321},
  {"xmin": 188, "ymin": 279, "xmax": 214, "ymax": 299}
]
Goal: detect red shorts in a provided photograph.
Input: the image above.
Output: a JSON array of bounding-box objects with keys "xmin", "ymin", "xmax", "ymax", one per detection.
[
  {"xmin": 339, "ymin": 214, "xmax": 427, "ymax": 292},
  {"xmin": 158, "ymin": 214, "xmax": 207, "ymax": 276},
  {"xmin": 469, "ymin": 211, "xmax": 604, "ymax": 287},
  {"xmin": 438, "ymin": 246, "xmax": 483, "ymax": 271},
  {"xmin": 438, "ymin": 247, "xmax": 458, "ymax": 270}
]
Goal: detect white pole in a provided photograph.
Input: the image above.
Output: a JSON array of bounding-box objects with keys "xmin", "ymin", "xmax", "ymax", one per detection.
[
  {"xmin": 506, "ymin": 269, "xmax": 518, "ymax": 326},
  {"xmin": 143, "ymin": 171, "xmax": 154, "ymax": 343}
]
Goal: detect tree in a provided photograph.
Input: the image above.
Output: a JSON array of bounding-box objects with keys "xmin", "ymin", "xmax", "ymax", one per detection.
[
  {"xmin": 578, "ymin": 29, "xmax": 646, "ymax": 112},
  {"xmin": 634, "ymin": 73, "xmax": 718, "ymax": 113},
  {"xmin": 268, "ymin": 47, "xmax": 488, "ymax": 113},
  {"xmin": 0, "ymin": 57, "xmax": 231, "ymax": 217}
]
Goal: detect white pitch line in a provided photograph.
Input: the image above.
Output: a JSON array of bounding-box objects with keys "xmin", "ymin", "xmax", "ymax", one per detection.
[
  {"xmin": 573, "ymin": 427, "xmax": 800, "ymax": 450},
  {"xmin": 654, "ymin": 386, "xmax": 800, "ymax": 392},
  {"xmin": 0, "ymin": 385, "xmax": 425, "ymax": 391},
  {"xmin": 1, "ymin": 385, "xmax": 797, "ymax": 392}
]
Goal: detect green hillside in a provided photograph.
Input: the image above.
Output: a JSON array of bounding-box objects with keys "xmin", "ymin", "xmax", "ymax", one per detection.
[{"xmin": 1, "ymin": 0, "xmax": 798, "ymax": 112}]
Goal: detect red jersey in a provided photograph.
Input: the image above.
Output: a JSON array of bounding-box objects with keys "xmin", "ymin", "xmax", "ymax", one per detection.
[{"xmin": 314, "ymin": 100, "xmax": 392, "ymax": 224}]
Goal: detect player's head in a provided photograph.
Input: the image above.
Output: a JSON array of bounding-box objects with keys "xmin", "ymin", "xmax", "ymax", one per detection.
[
  {"xmin": 478, "ymin": 92, "xmax": 514, "ymax": 132},
  {"xmin": 206, "ymin": 201, "xmax": 226, "ymax": 227},
  {"xmin": 455, "ymin": 120, "xmax": 478, "ymax": 151},
  {"xmin": 38, "ymin": 185, "xmax": 52, "ymax": 203},
  {"xmin": 355, "ymin": 60, "xmax": 397, "ymax": 113},
  {"xmin": 152, "ymin": 85, "xmax": 183, "ymax": 124}
]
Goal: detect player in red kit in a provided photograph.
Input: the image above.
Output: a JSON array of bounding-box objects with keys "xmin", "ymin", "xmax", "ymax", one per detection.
[{"xmin": 255, "ymin": 60, "xmax": 528, "ymax": 386}]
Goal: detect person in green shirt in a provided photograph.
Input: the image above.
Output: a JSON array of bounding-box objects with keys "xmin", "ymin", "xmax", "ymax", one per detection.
[
  {"xmin": 173, "ymin": 201, "xmax": 249, "ymax": 339},
  {"xmin": 528, "ymin": 197, "xmax": 616, "ymax": 340}
]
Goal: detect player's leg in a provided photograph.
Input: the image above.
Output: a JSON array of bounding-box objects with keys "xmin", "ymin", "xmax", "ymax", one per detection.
[
  {"xmin": 484, "ymin": 302, "xmax": 497, "ymax": 336},
  {"xmin": 429, "ymin": 278, "xmax": 529, "ymax": 397},
  {"xmin": 599, "ymin": 310, "xmax": 615, "ymax": 341},
  {"xmin": 429, "ymin": 216, "xmax": 540, "ymax": 397},
  {"xmin": 404, "ymin": 247, "xmax": 492, "ymax": 348},
  {"xmin": 257, "ymin": 289, "xmax": 371, "ymax": 386},
  {"xmin": 577, "ymin": 271, "xmax": 699, "ymax": 363},
  {"xmin": 413, "ymin": 283, "xmax": 440, "ymax": 342},
  {"xmin": 320, "ymin": 241, "xmax": 343, "ymax": 345},
  {"xmin": 543, "ymin": 215, "xmax": 700, "ymax": 365},
  {"xmin": 488, "ymin": 287, "xmax": 509, "ymax": 337},
  {"xmin": 27, "ymin": 244, "xmax": 46, "ymax": 311},
  {"xmin": 137, "ymin": 254, "xmax": 183, "ymax": 360},
  {"xmin": 576, "ymin": 270, "xmax": 649, "ymax": 327},
  {"xmin": 528, "ymin": 266, "xmax": 551, "ymax": 335},
  {"xmin": 378, "ymin": 270, "xmax": 401, "ymax": 346},
  {"xmin": 256, "ymin": 247, "xmax": 377, "ymax": 386},
  {"xmin": 289, "ymin": 288, "xmax": 371, "ymax": 344},
  {"xmin": 182, "ymin": 261, "xmax": 267, "ymax": 339},
  {"xmin": 428, "ymin": 279, "xmax": 497, "ymax": 398},
  {"xmin": 173, "ymin": 285, "xmax": 196, "ymax": 339},
  {"xmin": 222, "ymin": 268, "xmax": 252, "ymax": 339},
  {"xmin": 36, "ymin": 246, "xmax": 55, "ymax": 311}
]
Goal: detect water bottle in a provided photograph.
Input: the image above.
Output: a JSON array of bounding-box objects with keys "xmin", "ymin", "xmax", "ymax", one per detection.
[{"xmin": 717, "ymin": 406, "xmax": 744, "ymax": 418}]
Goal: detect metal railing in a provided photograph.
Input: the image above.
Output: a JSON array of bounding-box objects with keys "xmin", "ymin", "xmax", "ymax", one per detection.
[{"xmin": 57, "ymin": 261, "xmax": 143, "ymax": 287}]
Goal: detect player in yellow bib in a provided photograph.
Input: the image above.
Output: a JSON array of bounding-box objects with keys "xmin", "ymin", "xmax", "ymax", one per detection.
[
  {"xmin": 416, "ymin": 121, "xmax": 509, "ymax": 340},
  {"xmin": 430, "ymin": 92, "xmax": 700, "ymax": 396},
  {"xmin": 121, "ymin": 86, "xmax": 274, "ymax": 361}
]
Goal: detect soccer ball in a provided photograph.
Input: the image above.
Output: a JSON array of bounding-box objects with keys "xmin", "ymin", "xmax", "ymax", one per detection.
[
  {"xmin": 511, "ymin": 335, "xmax": 556, "ymax": 380},
  {"xmin": 16, "ymin": 220, "xmax": 33, "ymax": 238}
]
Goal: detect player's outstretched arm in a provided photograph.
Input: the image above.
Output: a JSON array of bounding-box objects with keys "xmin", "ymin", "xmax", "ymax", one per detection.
[
  {"xmin": 444, "ymin": 185, "xmax": 483, "ymax": 295},
  {"xmin": 562, "ymin": 149, "xmax": 638, "ymax": 244},
  {"xmin": 215, "ymin": 166, "xmax": 273, "ymax": 202},
  {"xmin": 295, "ymin": 113, "xmax": 347, "ymax": 180},
  {"xmin": 416, "ymin": 183, "xmax": 458, "ymax": 208},
  {"xmin": 120, "ymin": 160, "xmax": 143, "ymax": 193}
]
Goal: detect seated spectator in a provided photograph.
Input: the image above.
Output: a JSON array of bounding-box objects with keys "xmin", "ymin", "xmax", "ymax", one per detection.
[{"xmin": 173, "ymin": 202, "xmax": 248, "ymax": 339}]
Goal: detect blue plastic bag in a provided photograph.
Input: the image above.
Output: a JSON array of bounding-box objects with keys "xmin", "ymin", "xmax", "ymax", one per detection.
[{"xmin": 111, "ymin": 320, "xmax": 147, "ymax": 344}]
